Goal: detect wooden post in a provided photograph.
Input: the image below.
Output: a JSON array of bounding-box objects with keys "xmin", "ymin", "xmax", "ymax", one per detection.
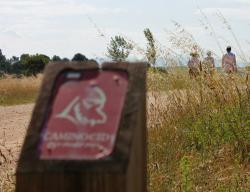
[{"xmin": 16, "ymin": 61, "xmax": 147, "ymax": 192}]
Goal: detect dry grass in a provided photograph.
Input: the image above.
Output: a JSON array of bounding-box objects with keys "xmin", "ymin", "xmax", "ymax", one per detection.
[
  {"xmin": 0, "ymin": 69, "xmax": 249, "ymax": 191},
  {"xmin": 0, "ymin": 75, "xmax": 42, "ymax": 106},
  {"xmin": 147, "ymin": 68, "xmax": 250, "ymax": 191}
]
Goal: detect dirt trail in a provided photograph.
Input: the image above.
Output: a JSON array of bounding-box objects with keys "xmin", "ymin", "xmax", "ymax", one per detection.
[
  {"xmin": 0, "ymin": 104, "xmax": 34, "ymax": 164},
  {"xmin": 0, "ymin": 92, "xmax": 169, "ymax": 161},
  {"xmin": 0, "ymin": 93, "xmax": 168, "ymax": 190},
  {"xmin": 0, "ymin": 92, "xmax": 166, "ymax": 169}
]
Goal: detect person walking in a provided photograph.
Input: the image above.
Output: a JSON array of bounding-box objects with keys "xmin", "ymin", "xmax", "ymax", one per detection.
[
  {"xmin": 222, "ymin": 46, "xmax": 237, "ymax": 73},
  {"xmin": 202, "ymin": 51, "xmax": 216, "ymax": 77},
  {"xmin": 188, "ymin": 52, "xmax": 201, "ymax": 79}
]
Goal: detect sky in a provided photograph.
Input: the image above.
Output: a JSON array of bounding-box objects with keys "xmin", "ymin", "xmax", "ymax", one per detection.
[{"xmin": 0, "ymin": 0, "xmax": 250, "ymax": 62}]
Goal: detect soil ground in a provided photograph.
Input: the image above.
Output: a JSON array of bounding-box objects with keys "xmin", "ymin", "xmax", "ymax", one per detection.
[{"xmin": 0, "ymin": 104, "xmax": 34, "ymax": 183}]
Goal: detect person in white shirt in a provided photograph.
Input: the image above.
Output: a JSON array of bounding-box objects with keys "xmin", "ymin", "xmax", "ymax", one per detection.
[{"xmin": 222, "ymin": 46, "xmax": 237, "ymax": 73}]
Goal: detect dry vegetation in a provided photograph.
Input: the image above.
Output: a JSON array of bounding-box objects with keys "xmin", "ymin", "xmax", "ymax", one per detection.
[
  {"xmin": 0, "ymin": 75, "xmax": 41, "ymax": 106},
  {"xmin": 0, "ymin": 68, "xmax": 249, "ymax": 191},
  {"xmin": 147, "ymin": 68, "xmax": 250, "ymax": 191},
  {"xmin": 0, "ymin": 76, "xmax": 41, "ymax": 191}
]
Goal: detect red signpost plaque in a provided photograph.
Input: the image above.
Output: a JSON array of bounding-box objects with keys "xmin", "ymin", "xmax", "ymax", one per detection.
[
  {"xmin": 39, "ymin": 70, "xmax": 128, "ymax": 160},
  {"xmin": 17, "ymin": 62, "xmax": 147, "ymax": 192}
]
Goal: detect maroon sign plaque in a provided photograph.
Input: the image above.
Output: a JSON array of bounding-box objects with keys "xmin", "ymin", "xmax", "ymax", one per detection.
[{"xmin": 39, "ymin": 70, "xmax": 128, "ymax": 160}]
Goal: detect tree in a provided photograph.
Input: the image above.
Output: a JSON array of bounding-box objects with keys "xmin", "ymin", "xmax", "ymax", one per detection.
[
  {"xmin": 0, "ymin": 49, "xmax": 10, "ymax": 73},
  {"xmin": 12, "ymin": 62, "xmax": 24, "ymax": 75},
  {"xmin": 144, "ymin": 28, "xmax": 157, "ymax": 67},
  {"xmin": 9, "ymin": 56, "xmax": 19, "ymax": 64},
  {"xmin": 62, "ymin": 58, "xmax": 70, "ymax": 61},
  {"xmin": 72, "ymin": 53, "xmax": 88, "ymax": 61},
  {"xmin": 0, "ymin": 49, "xmax": 6, "ymax": 63},
  {"xmin": 52, "ymin": 55, "xmax": 61, "ymax": 61},
  {"xmin": 20, "ymin": 54, "xmax": 30, "ymax": 61},
  {"xmin": 20, "ymin": 54, "xmax": 30, "ymax": 65},
  {"xmin": 106, "ymin": 35, "xmax": 133, "ymax": 61},
  {"xmin": 21, "ymin": 54, "xmax": 50, "ymax": 76},
  {"xmin": 8, "ymin": 56, "xmax": 23, "ymax": 75}
]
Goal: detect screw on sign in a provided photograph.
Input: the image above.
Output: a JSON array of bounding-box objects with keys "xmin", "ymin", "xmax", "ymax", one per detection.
[{"xmin": 39, "ymin": 70, "xmax": 128, "ymax": 160}]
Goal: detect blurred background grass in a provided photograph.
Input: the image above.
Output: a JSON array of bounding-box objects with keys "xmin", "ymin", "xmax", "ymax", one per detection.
[
  {"xmin": 0, "ymin": 75, "xmax": 41, "ymax": 106},
  {"xmin": 147, "ymin": 68, "xmax": 250, "ymax": 191}
]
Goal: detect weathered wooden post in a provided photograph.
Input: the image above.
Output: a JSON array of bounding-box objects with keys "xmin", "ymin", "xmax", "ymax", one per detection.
[{"xmin": 16, "ymin": 61, "xmax": 147, "ymax": 192}]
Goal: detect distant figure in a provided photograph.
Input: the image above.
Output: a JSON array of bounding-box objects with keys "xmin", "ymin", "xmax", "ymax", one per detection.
[
  {"xmin": 202, "ymin": 51, "xmax": 216, "ymax": 76},
  {"xmin": 222, "ymin": 46, "xmax": 237, "ymax": 73},
  {"xmin": 188, "ymin": 52, "xmax": 201, "ymax": 78}
]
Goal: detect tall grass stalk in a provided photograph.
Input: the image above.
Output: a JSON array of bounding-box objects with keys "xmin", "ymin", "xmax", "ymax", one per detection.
[
  {"xmin": 196, "ymin": 5, "xmax": 224, "ymax": 55},
  {"xmin": 216, "ymin": 10, "xmax": 249, "ymax": 64},
  {"xmin": 148, "ymin": 69, "xmax": 250, "ymax": 191}
]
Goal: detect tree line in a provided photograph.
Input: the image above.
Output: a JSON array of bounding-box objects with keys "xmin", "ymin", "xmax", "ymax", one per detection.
[
  {"xmin": 0, "ymin": 28, "xmax": 161, "ymax": 78},
  {"xmin": 0, "ymin": 51, "xmax": 91, "ymax": 77}
]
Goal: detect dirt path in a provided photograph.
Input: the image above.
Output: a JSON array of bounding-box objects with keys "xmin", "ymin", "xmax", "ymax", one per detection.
[
  {"xmin": 0, "ymin": 104, "xmax": 33, "ymax": 190},
  {"xmin": 0, "ymin": 92, "xmax": 171, "ymax": 163},
  {"xmin": 0, "ymin": 104, "xmax": 34, "ymax": 167},
  {"xmin": 0, "ymin": 94, "xmax": 165, "ymax": 190}
]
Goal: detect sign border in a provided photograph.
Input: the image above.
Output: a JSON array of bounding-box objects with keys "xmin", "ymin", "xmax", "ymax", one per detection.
[{"xmin": 17, "ymin": 61, "xmax": 147, "ymax": 174}]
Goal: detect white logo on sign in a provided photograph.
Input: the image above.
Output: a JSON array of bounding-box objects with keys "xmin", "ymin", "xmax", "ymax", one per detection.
[{"xmin": 56, "ymin": 87, "xmax": 107, "ymax": 126}]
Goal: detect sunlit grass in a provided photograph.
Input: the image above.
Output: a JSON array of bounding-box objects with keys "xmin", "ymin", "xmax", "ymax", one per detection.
[
  {"xmin": 147, "ymin": 68, "xmax": 250, "ymax": 191},
  {"xmin": 0, "ymin": 75, "xmax": 41, "ymax": 106},
  {"xmin": 0, "ymin": 69, "xmax": 249, "ymax": 191}
]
